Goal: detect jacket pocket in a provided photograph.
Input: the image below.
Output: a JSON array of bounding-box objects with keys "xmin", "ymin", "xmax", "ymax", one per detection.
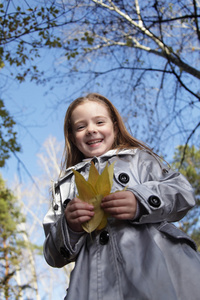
[{"xmin": 157, "ymin": 222, "xmax": 197, "ymax": 251}]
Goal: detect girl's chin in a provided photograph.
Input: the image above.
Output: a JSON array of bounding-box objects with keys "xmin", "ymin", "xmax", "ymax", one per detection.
[{"xmin": 84, "ymin": 148, "xmax": 106, "ymax": 158}]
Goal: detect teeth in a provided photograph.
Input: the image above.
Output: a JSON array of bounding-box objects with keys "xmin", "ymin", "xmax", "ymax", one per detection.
[{"xmin": 88, "ymin": 140, "xmax": 102, "ymax": 145}]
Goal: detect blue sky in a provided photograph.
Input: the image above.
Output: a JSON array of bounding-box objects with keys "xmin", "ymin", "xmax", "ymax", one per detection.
[{"xmin": 2, "ymin": 79, "xmax": 65, "ymax": 183}]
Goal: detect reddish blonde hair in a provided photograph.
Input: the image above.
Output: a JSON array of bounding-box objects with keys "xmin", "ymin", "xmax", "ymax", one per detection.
[{"xmin": 61, "ymin": 93, "xmax": 154, "ymax": 172}]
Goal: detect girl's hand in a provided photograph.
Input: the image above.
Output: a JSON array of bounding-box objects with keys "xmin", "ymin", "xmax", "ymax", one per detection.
[
  {"xmin": 65, "ymin": 198, "xmax": 94, "ymax": 232},
  {"xmin": 101, "ymin": 191, "xmax": 137, "ymax": 220}
]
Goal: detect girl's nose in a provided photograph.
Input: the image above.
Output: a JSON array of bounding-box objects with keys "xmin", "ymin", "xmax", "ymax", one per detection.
[{"xmin": 87, "ymin": 124, "xmax": 97, "ymax": 134}]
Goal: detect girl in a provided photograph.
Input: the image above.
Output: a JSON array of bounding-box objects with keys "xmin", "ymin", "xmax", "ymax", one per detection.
[{"xmin": 43, "ymin": 93, "xmax": 200, "ymax": 300}]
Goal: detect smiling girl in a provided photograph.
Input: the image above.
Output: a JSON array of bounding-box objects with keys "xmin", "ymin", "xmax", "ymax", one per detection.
[{"xmin": 43, "ymin": 93, "xmax": 200, "ymax": 300}]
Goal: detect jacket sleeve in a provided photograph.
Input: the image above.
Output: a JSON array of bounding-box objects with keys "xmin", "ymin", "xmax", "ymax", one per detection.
[
  {"xmin": 128, "ymin": 150, "xmax": 196, "ymax": 223},
  {"xmin": 43, "ymin": 183, "xmax": 87, "ymax": 268}
]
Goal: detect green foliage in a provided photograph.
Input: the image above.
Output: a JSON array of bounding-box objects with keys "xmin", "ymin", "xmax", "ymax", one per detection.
[
  {"xmin": 172, "ymin": 145, "xmax": 200, "ymax": 200},
  {"xmin": 0, "ymin": 1, "xmax": 63, "ymax": 82},
  {"xmin": 172, "ymin": 145, "xmax": 200, "ymax": 250},
  {"xmin": 0, "ymin": 175, "xmax": 27, "ymax": 299},
  {"xmin": 0, "ymin": 100, "xmax": 21, "ymax": 167}
]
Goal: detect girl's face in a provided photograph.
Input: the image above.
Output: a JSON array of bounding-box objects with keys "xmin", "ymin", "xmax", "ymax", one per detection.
[{"xmin": 71, "ymin": 101, "xmax": 117, "ymax": 158}]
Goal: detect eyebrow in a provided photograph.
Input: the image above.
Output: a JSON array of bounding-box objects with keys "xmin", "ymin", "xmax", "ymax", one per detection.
[{"xmin": 73, "ymin": 115, "xmax": 108, "ymax": 125}]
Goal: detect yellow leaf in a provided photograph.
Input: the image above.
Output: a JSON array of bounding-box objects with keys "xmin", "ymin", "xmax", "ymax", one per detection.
[
  {"xmin": 96, "ymin": 214, "xmax": 108, "ymax": 230},
  {"xmin": 88, "ymin": 161, "xmax": 99, "ymax": 187},
  {"xmin": 95, "ymin": 162, "xmax": 115, "ymax": 196},
  {"xmin": 82, "ymin": 195, "xmax": 104, "ymax": 233},
  {"xmin": 73, "ymin": 162, "xmax": 115, "ymax": 233},
  {"xmin": 72, "ymin": 169, "xmax": 96, "ymax": 202}
]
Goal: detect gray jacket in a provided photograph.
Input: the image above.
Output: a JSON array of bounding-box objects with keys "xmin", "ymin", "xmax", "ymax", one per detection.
[{"xmin": 43, "ymin": 149, "xmax": 200, "ymax": 300}]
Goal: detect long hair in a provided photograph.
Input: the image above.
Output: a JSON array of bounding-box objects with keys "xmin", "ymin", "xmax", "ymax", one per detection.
[{"xmin": 61, "ymin": 93, "xmax": 156, "ymax": 173}]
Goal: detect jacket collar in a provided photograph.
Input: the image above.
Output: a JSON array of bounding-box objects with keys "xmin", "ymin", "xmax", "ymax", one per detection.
[
  {"xmin": 68, "ymin": 148, "xmax": 137, "ymax": 170},
  {"xmin": 57, "ymin": 148, "xmax": 137, "ymax": 184}
]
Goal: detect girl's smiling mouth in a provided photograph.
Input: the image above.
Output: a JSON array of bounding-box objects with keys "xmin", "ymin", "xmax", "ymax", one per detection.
[{"xmin": 87, "ymin": 139, "xmax": 103, "ymax": 145}]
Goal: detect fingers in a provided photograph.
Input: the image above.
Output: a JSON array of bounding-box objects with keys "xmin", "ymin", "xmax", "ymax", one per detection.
[
  {"xmin": 65, "ymin": 191, "xmax": 137, "ymax": 232},
  {"xmin": 65, "ymin": 198, "xmax": 94, "ymax": 232},
  {"xmin": 101, "ymin": 191, "xmax": 137, "ymax": 220}
]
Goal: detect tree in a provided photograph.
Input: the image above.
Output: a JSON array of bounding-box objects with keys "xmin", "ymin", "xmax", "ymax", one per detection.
[
  {"xmin": 1, "ymin": 0, "xmax": 200, "ymax": 159},
  {"xmin": 0, "ymin": 100, "xmax": 21, "ymax": 167},
  {"xmin": 172, "ymin": 145, "xmax": 200, "ymax": 250},
  {"xmin": 10, "ymin": 136, "xmax": 73, "ymax": 299},
  {"xmin": 0, "ymin": 0, "xmax": 64, "ymax": 83},
  {"xmin": 0, "ymin": 174, "xmax": 28, "ymax": 299}
]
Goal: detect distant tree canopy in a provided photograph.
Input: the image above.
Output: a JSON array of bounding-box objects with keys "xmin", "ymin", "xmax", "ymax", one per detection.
[
  {"xmin": 172, "ymin": 145, "xmax": 200, "ymax": 198},
  {"xmin": 0, "ymin": 1, "xmax": 63, "ymax": 82},
  {"xmin": 0, "ymin": 175, "xmax": 27, "ymax": 299},
  {"xmin": 1, "ymin": 0, "xmax": 200, "ymax": 159},
  {"xmin": 0, "ymin": 100, "xmax": 20, "ymax": 167},
  {"xmin": 172, "ymin": 145, "xmax": 200, "ymax": 250}
]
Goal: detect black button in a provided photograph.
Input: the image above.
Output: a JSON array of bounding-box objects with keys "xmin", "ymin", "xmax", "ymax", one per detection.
[
  {"xmin": 63, "ymin": 199, "xmax": 71, "ymax": 209},
  {"xmin": 118, "ymin": 173, "xmax": 130, "ymax": 184},
  {"xmin": 53, "ymin": 204, "xmax": 59, "ymax": 211},
  {"xmin": 148, "ymin": 195, "xmax": 161, "ymax": 208},
  {"xmin": 99, "ymin": 231, "xmax": 109, "ymax": 245},
  {"xmin": 60, "ymin": 247, "xmax": 70, "ymax": 258}
]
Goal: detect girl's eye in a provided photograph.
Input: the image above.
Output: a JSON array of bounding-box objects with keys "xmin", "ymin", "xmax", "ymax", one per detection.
[
  {"xmin": 97, "ymin": 120, "xmax": 104, "ymax": 125},
  {"xmin": 77, "ymin": 125, "xmax": 85, "ymax": 130}
]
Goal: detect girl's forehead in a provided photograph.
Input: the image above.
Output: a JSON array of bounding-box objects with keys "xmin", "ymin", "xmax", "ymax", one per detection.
[
  {"xmin": 71, "ymin": 100, "xmax": 110, "ymax": 118},
  {"xmin": 75, "ymin": 99, "xmax": 106, "ymax": 109}
]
